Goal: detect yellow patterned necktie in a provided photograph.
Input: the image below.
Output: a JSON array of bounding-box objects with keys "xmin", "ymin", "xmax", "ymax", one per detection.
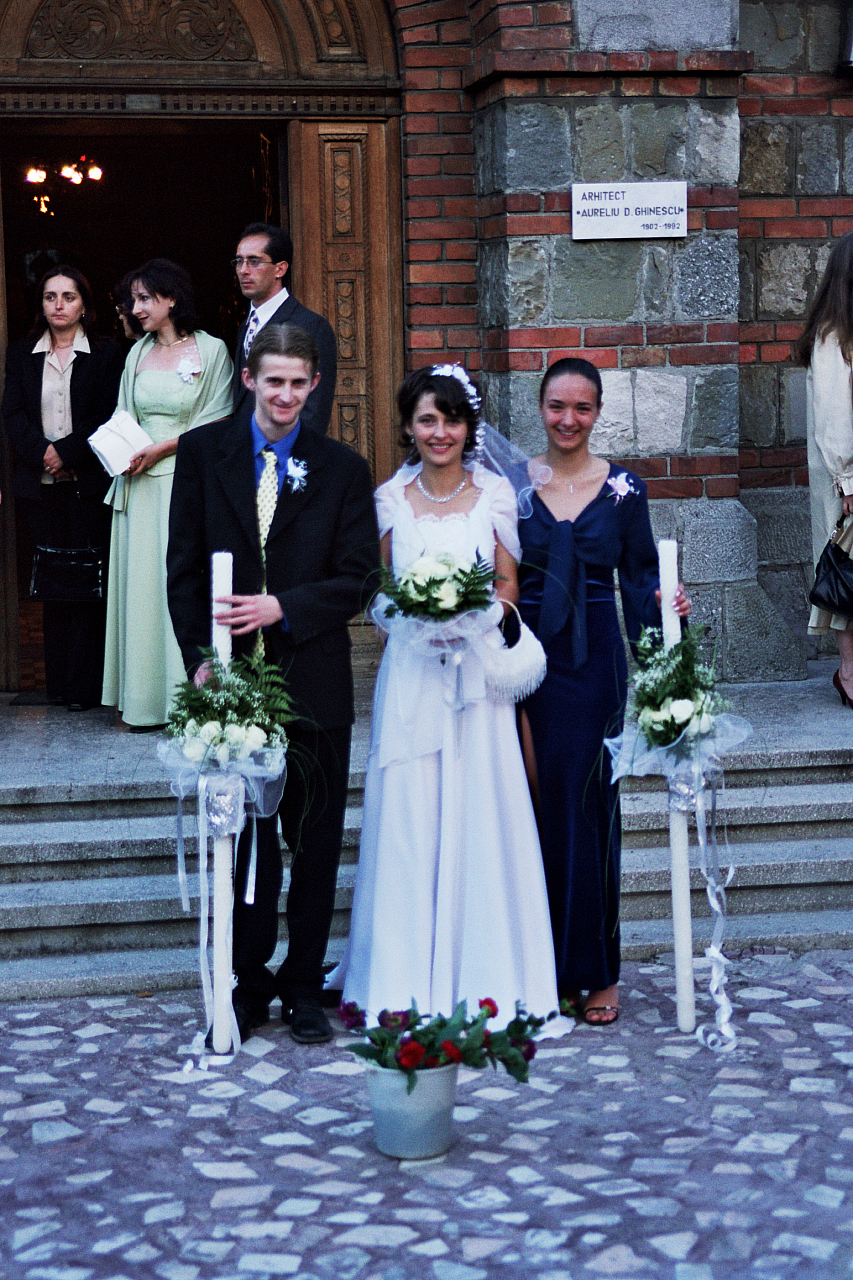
[
  {"xmin": 254, "ymin": 447, "xmax": 278, "ymax": 658},
  {"xmin": 257, "ymin": 447, "xmax": 278, "ymax": 549}
]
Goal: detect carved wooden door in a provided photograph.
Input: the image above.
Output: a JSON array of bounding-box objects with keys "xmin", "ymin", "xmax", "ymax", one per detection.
[{"xmin": 288, "ymin": 119, "xmax": 402, "ymax": 484}]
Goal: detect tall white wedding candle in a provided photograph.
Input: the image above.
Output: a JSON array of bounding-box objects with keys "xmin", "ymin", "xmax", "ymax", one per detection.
[
  {"xmin": 211, "ymin": 551, "xmax": 233, "ymax": 667},
  {"xmin": 657, "ymin": 538, "xmax": 696, "ymax": 1033},
  {"xmin": 658, "ymin": 538, "xmax": 681, "ymax": 651},
  {"xmin": 211, "ymin": 834, "xmax": 233, "ymax": 1054},
  {"xmin": 669, "ymin": 808, "xmax": 696, "ymax": 1033}
]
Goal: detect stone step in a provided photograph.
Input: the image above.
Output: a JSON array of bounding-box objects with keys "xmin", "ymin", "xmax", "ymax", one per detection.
[
  {"xmin": 1, "ymin": 906, "xmax": 850, "ymax": 1003},
  {"xmin": 0, "ymin": 866, "xmax": 358, "ymax": 959},
  {"xmin": 620, "ymin": 780, "xmax": 853, "ymax": 844},
  {"xmin": 621, "ymin": 908, "xmax": 853, "ymax": 961},
  {"xmin": 0, "ymin": 771, "xmax": 367, "ymax": 824},
  {"xmin": 621, "ymin": 836, "xmax": 853, "ymax": 919},
  {"xmin": 622, "ymin": 746, "xmax": 853, "ymax": 791},
  {"xmin": 0, "ymin": 805, "xmax": 365, "ymax": 882},
  {"xmin": 0, "ymin": 939, "xmax": 346, "ymax": 1003}
]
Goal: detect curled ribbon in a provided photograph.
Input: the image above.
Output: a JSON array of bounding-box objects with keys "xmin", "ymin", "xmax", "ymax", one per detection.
[
  {"xmin": 606, "ymin": 713, "xmax": 751, "ymax": 1052},
  {"xmin": 158, "ymin": 741, "xmax": 287, "ymax": 1051}
]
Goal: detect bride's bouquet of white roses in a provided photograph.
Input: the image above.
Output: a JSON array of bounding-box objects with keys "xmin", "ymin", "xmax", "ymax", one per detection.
[
  {"xmin": 632, "ymin": 626, "xmax": 719, "ymax": 749},
  {"xmin": 380, "ymin": 552, "xmax": 495, "ymax": 620},
  {"xmin": 165, "ymin": 652, "xmax": 293, "ymax": 767}
]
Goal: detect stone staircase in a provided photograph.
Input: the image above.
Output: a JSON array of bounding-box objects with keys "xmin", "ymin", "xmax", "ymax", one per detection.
[
  {"xmin": 0, "ymin": 769, "xmax": 365, "ymax": 1001},
  {"xmin": 1, "ymin": 719, "xmax": 852, "ymax": 1003},
  {"xmin": 620, "ymin": 744, "xmax": 853, "ymax": 957}
]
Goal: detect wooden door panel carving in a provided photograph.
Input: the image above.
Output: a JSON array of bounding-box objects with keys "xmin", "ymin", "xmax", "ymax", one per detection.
[{"xmin": 289, "ymin": 118, "xmax": 401, "ymax": 484}]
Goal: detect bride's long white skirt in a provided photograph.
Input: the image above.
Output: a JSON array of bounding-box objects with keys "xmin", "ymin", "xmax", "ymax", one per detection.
[{"xmin": 332, "ymin": 655, "xmax": 561, "ymax": 1023}]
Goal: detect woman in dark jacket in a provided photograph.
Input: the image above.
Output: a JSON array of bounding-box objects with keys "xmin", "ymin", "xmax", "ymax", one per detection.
[{"xmin": 3, "ymin": 265, "xmax": 123, "ymax": 708}]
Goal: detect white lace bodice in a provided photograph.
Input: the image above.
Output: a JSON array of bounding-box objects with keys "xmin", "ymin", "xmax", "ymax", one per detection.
[{"xmin": 375, "ymin": 463, "xmax": 521, "ymax": 576}]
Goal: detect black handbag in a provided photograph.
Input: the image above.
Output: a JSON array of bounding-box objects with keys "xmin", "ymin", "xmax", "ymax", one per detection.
[
  {"xmin": 30, "ymin": 545, "xmax": 103, "ymax": 601},
  {"xmin": 809, "ymin": 517, "xmax": 853, "ymax": 618}
]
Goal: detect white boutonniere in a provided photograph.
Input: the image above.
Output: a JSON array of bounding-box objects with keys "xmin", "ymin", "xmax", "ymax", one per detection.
[
  {"xmin": 606, "ymin": 471, "xmax": 638, "ymax": 504},
  {"xmin": 286, "ymin": 456, "xmax": 308, "ymax": 493},
  {"xmin": 176, "ymin": 356, "xmax": 196, "ymax": 385}
]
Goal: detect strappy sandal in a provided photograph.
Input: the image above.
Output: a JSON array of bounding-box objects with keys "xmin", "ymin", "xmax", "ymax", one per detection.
[{"xmin": 582, "ymin": 1003, "xmax": 619, "ymax": 1026}]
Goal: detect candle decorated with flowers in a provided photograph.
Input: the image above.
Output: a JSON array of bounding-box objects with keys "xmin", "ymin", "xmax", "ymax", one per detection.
[
  {"xmin": 657, "ymin": 539, "xmax": 681, "ymax": 652},
  {"xmin": 650, "ymin": 542, "xmax": 695, "ymax": 1036},
  {"xmin": 211, "ymin": 551, "xmax": 233, "ymax": 667}
]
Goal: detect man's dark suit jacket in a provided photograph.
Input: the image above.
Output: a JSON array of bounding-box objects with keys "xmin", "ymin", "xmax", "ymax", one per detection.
[
  {"xmin": 233, "ymin": 293, "xmax": 338, "ymax": 436},
  {"xmin": 2, "ymin": 335, "xmax": 124, "ymax": 501},
  {"xmin": 166, "ymin": 415, "xmax": 379, "ymax": 730}
]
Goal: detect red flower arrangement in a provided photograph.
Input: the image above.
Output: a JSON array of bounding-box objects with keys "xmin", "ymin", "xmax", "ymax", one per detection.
[{"xmin": 339, "ymin": 997, "xmax": 553, "ymax": 1094}]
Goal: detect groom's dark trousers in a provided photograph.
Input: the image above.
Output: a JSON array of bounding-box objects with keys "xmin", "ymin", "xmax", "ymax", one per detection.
[{"xmin": 167, "ymin": 411, "xmax": 380, "ymax": 1006}]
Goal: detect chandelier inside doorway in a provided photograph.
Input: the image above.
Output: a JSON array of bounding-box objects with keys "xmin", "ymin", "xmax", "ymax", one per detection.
[{"xmin": 25, "ymin": 156, "xmax": 103, "ymax": 214}]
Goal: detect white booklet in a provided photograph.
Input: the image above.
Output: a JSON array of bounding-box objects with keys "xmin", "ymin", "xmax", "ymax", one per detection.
[{"xmin": 89, "ymin": 410, "xmax": 154, "ymax": 477}]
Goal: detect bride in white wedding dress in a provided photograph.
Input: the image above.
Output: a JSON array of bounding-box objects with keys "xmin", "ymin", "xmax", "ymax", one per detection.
[{"xmin": 329, "ymin": 366, "xmax": 562, "ymax": 1023}]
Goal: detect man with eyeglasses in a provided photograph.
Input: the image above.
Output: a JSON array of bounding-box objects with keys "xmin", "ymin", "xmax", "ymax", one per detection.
[{"xmin": 232, "ymin": 223, "xmax": 337, "ymax": 434}]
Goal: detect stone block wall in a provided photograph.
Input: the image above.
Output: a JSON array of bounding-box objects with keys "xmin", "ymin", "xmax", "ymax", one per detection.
[
  {"xmin": 474, "ymin": 76, "xmax": 744, "ymax": 472},
  {"xmin": 467, "ymin": 41, "xmax": 805, "ymax": 679},
  {"xmin": 737, "ymin": 0, "xmax": 851, "ymax": 655},
  {"xmin": 389, "ymin": 0, "xmax": 842, "ymax": 677}
]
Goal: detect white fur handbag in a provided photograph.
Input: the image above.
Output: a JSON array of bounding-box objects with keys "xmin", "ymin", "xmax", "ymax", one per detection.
[{"xmin": 479, "ymin": 603, "xmax": 547, "ymax": 703}]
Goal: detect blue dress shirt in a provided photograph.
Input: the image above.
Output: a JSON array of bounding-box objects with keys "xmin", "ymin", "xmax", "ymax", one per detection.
[{"xmin": 251, "ymin": 416, "xmax": 300, "ymax": 493}]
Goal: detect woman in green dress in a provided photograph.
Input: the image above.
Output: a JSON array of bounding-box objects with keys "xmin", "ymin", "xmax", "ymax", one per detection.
[{"xmin": 102, "ymin": 259, "xmax": 232, "ymax": 729}]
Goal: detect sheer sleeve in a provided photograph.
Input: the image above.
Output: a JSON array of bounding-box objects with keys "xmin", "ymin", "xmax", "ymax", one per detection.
[
  {"xmin": 474, "ymin": 467, "xmax": 521, "ymax": 561},
  {"xmin": 374, "ymin": 464, "xmax": 416, "ymax": 538},
  {"xmin": 617, "ymin": 480, "xmax": 661, "ymax": 656}
]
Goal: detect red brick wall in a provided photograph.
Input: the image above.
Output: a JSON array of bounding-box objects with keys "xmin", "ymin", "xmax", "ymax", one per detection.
[
  {"xmin": 391, "ymin": 0, "xmax": 479, "ymax": 369},
  {"xmin": 388, "ymin": 0, "xmax": 842, "ymax": 498},
  {"xmin": 738, "ymin": 63, "xmax": 853, "ymax": 489}
]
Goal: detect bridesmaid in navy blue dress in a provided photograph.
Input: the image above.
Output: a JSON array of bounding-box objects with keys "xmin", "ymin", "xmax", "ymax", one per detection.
[{"xmin": 518, "ymin": 358, "xmax": 689, "ymax": 1025}]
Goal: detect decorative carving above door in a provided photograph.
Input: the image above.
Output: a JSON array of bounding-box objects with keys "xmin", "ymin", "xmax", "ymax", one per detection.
[
  {"xmin": 26, "ymin": 0, "xmax": 256, "ymax": 62},
  {"xmin": 0, "ymin": 0, "xmax": 399, "ymax": 82}
]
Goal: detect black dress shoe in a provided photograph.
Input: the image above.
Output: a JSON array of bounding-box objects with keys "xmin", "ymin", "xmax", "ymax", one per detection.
[
  {"xmin": 205, "ymin": 996, "xmax": 269, "ymax": 1050},
  {"xmin": 288, "ymin": 1000, "xmax": 333, "ymax": 1044}
]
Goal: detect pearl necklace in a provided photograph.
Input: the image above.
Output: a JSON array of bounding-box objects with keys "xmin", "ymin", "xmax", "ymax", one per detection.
[{"xmin": 416, "ymin": 473, "xmax": 467, "ymax": 504}]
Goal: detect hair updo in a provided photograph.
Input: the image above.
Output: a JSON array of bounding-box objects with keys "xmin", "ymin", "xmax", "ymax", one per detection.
[{"xmin": 396, "ymin": 366, "xmax": 480, "ymax": 463}]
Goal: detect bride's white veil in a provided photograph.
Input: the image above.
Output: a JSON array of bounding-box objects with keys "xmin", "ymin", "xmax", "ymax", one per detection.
[{"xmin": 476, "ymin": 422, "xmax": 551, "ymax": 519}]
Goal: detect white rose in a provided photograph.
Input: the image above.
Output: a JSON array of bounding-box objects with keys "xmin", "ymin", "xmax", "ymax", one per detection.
[
  {"xmin": 198, "ymin": 720, "xmax": 222, "ymax": 744},
  {"xmin": 245, "ymin": 724, "xmax": 268, "ymax": 753},
  {"xmin": 410, "ymin": 555, "xmax": 449, "ymax": 584},
  {"xmin": 182, "ymin": 737, "xmax": 207, "ymax": 763},
  {"xmin": 184, "ymin": 718, "xmax": 199, "ymax": 737},
  {"xmin": 434, "ymin": 581, "xmax": 460, "ymax": 611},
  {"xmin": 215, "ymin": 742, "xmax": 231, "ymax": 767},
  {"xmin": 698, "ymin": 711, "xmax": 714, "ymax": 734},
  {"xmin": 684, "ymin": 717, "xmax": 700, "ymax": 738},
  {"xmin": 225, "ymin": 723, "xmax": 248, "ymax": 746},
  {"xmin": 236, "ymin": 741, "xmax": 254, "ymax": 761},
  {"xmin": 649, "ymin": 704, "xmax": 670, "ymax": 723},
  {"xmin": 638, "ymin": 707, "xmax": 654, "ymax": 728},
  {"xmin": 669, "ymin": 699, "xmax": 695, "ymax": 725}
]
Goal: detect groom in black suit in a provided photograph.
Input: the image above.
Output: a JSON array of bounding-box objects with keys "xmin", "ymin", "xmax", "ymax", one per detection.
[
  {"xmin": 167, "ymin": 323, "xmax": 379, "ymax": 1044},
  {"xmin": 232, "ymin": 223, "xmax": 337, "ymax": 434}
]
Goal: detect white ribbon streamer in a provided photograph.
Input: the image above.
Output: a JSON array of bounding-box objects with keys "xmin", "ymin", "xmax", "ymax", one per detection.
[
  {"xmin": 606, "ymin": 713, "xmax": 752, "ymax": 1051},
  {"xmin": 158, "ymin": 741, "xmax": 287, "ymax": 1054}
]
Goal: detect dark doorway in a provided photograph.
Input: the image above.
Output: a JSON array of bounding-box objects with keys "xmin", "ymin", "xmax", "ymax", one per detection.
[
  {"xmin": 2, "ymin": 121, "xmax": 281, "ymax": 349},
  {"xmin": 1, "ymin": 120, "xmax": 282, "ymax": 690}
]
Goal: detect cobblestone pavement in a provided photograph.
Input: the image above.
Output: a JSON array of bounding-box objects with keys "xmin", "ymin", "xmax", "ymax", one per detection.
[{"xmin": 3, "ymin": 948, "xmax": 853, "ymax": 1280}]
